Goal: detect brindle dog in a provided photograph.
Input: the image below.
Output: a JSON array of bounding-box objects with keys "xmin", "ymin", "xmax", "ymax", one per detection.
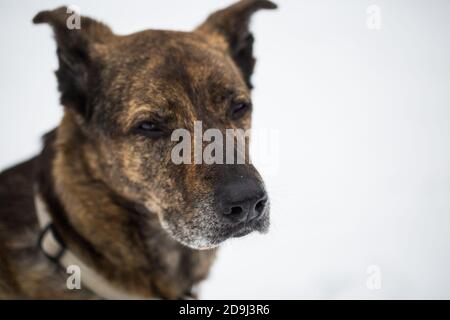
[{"xmin": 0, "ymin": 0, "xmax": 276, "ymax": 299}]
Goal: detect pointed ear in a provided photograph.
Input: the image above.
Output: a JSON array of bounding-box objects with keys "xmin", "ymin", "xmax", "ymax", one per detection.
[
  {"xmin": 196, "ymin": 0, "xmax": 277, "ymax": 89},
  {"xmin": 33, "ymin": 7, "xmax": 114, "ymax": 119}
]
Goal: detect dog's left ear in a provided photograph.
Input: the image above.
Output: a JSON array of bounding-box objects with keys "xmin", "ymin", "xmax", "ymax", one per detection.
[{"xmin": 196, "ymin": 0, "xmax": 277, "ymax": 89}]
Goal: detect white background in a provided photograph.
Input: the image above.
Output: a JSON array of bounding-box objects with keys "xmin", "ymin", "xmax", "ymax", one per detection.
[{"xmin": 1, "ymin": 0, "xmax": 450, "ymax": 299}]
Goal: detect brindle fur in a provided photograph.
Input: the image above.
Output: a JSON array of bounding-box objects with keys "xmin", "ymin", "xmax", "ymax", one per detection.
[{"xmin": 0, "ymin": 0, "xmax": 276, "ymax": 299}]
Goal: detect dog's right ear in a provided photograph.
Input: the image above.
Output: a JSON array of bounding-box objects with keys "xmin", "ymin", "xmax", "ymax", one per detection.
[
  {"xmin": 196, "ymin": 0, "xmax": 277, "ymax": 90},
  {"xmin": 33, "ymin": 7, "xmax": 114, "ymax": 120}
]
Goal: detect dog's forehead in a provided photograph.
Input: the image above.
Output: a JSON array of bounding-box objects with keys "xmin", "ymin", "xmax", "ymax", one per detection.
[
  {"xmin": 114, "ymin": 30, "xmax": 238, "ymax": 79},
  {"xmin": 108, "ymin": 30, "xmax": 249, "ymax": 119},
  {"xmin": 120, "ymin": 30, "xmax": 243, "ymax": 86}
]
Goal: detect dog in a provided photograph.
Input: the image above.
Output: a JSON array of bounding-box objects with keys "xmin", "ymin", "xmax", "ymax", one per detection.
[{"xmin": 0, "ymin": 0, "xmax": 276, "ymax": 299}]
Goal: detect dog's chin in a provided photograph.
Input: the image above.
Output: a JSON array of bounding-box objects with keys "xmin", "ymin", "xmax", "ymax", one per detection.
[{"xmin": 158, "ymin": 212, "xmax": 270, "ymax": 251}]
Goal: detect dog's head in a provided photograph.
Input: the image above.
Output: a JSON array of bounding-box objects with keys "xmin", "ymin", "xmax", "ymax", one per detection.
[{"xmin": 34, "ymin": 0, "xmax": 276, "ymax": 249}]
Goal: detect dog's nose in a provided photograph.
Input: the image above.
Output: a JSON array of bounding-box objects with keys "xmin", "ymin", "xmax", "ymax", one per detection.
[{"xmin": 217, "ymin": 178, "xmax": 267, "ymax": 224}]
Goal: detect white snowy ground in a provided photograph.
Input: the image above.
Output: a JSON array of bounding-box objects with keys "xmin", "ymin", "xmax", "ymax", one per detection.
[{"xmin": 1, "ymin": 0, "xmax": 449, "ymax": 299}]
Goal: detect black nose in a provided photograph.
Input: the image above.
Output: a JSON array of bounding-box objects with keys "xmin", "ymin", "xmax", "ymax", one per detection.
[{"xmin": 216, "ymin": 178, "xmax": 268, "ymax": 224}]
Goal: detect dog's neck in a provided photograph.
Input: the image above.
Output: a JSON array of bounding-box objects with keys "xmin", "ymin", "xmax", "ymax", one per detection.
[{"xmin": 36, "ymin": 111, "xmax": 216, "ymax": 299}]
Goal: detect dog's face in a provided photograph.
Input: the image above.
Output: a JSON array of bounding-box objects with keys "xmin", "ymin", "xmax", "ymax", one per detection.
[{"xmin": 34, "ymin": 0, "xmax": 276, "ymax": 249}]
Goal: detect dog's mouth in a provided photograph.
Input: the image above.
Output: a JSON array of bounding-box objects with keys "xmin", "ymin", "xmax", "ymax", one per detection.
[
  {"xmin": 232, "ymin": 227, "xmax": 254, "ymax": 238},
  {"xmin": 227, "ymin": 209, "xmax": 270, "ymax": 239},
  {"xmin": 156, "ymin": 200, "xmax": 270, "ymax": 250}
]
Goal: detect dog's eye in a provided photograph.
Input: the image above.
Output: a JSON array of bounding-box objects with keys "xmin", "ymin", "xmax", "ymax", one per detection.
[
  {"xmin": 135, "ymin": 121, "xmax": 165, "ymax": 138},
  {"xmin": 230, "ymin": 102, "xmax": 251, "ymax": 120}
]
